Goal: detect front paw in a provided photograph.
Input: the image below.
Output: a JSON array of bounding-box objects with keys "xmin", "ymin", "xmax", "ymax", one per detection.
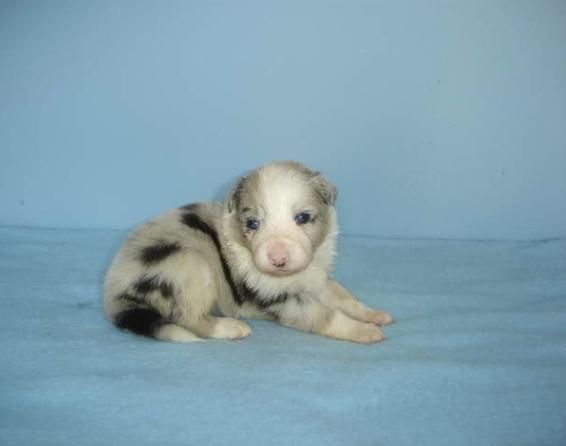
[
  {"xmin": 361, "ymin": 309, "xmax": 394, "ymax": 326},
  {"xmin": 351, "ymin": 323, "xmax": 385, "ymax": 344},
  {"xmin": 212, "ymin": 318, "xmax": 252, "ymax": 340}
]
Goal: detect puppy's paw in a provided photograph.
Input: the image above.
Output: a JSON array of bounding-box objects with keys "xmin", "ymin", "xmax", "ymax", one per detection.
[
  {"xmin": 213, "ymin": 318, "xmax": 252, "ymax": 340},
  {"xmin": 360, "ymin": 309, "xmax": 394, "ymax": 326},
  {"xmin": 351, "ymin": 323, "xmax": 385, "ymax": 344}
]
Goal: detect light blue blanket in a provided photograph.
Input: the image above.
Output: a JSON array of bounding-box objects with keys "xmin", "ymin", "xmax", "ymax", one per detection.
[{"xmin": 1, "ymin": 226, "xmax": 565, "ymax": 446}]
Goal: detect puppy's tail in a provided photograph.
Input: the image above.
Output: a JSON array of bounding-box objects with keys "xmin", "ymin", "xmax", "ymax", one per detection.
[{"xmin": 113, "ymin": 308, "xmax": 202, "ymax": 343}]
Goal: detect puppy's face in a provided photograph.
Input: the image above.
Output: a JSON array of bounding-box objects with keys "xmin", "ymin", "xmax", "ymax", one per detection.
[{"xmin": 228, "ymin": 162, "xmax": 337, "ymax": 277}]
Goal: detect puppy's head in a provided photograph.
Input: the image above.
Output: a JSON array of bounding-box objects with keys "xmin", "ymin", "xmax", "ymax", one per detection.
[{"xmin": 226, "ymin": 161, "xmax": 337, "ymax": 277}]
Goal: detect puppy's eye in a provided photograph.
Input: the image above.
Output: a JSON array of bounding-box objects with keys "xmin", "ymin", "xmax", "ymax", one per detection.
[
  {"xmin": 246, "ymin": 219, "xmax": 260, "ymax": 230},
  {"xmin": 295, "ymin": 212, "xmax": 311, "ymax": 225}
]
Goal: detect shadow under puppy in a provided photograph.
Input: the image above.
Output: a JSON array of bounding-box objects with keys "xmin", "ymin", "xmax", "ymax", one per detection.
[{"xmin": 104, "ymin": 161, "xmax": 392, "ymax": 343}]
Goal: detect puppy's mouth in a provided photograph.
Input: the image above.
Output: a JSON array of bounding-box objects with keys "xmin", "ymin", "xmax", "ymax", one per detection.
[
  {"xmin": 254, "ymin": 258, "xmax": 309, "ymax": 277},
  {"xmin": 261, "ymin": 266, "xmax": 303, "ymax": 277}
]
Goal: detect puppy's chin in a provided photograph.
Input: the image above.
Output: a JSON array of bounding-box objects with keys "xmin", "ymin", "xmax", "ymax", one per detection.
[{"xmin": 255, "ymin": 264, "xmax": 307, "ymax": 277}]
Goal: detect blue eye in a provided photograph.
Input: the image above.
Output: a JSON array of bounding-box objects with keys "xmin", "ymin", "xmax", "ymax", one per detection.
[
  {"xmin": 246, "ymin": 219, "xmax": 260, "ymax": 230},
  {"xmin": 295, "ymin": 212, "xmax": 311, "ymax": 225}
]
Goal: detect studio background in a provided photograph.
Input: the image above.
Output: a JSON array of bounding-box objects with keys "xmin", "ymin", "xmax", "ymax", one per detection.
[{"xmin": 1, "ymin": 0, "xmax": 565, "ymax": 240}]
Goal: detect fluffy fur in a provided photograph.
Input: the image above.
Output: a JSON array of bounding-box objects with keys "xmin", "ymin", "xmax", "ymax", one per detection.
[{"xmin": 104, "ymin": 161, "xmax": 392, "ymax": 343}]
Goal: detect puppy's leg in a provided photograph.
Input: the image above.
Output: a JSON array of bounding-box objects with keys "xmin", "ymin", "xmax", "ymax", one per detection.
[
  {"xmin": 189, "ymin": 316, "xmax": 252, "ymax": 340},
  {"xmin": 156, "ymin": 324, "xmax": 203, "ymax": 343},
  {"xmin": 277, "ymin": 298, "xmax": 384, "ymax": 344},
  {"xmin": 174, "ymin": 251, "xmax": 252, "ymax": 340},
  {"xmin": 324, "ymin": 280, "xmax": 393, "ymax": 326}
]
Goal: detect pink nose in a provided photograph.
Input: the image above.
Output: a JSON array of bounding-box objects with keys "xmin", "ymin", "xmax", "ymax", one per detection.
[{"xmin": 268, "ymin": 243, "xmax": 289, "ymax": 268}]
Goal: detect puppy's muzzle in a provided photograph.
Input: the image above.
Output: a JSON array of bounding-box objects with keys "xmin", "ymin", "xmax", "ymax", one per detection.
[
  {"xmin": 267, "ymin": 241, "xmax": 289, "ymax": 268},
  {"xmin": 254, "ymin": 237, "xmax": 311, "ymax": 276}
]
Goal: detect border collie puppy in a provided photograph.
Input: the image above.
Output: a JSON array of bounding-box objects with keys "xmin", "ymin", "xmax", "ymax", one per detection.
[{"xmin": 104, "ymin": 161, "xmax": 392, "ymax": 343}]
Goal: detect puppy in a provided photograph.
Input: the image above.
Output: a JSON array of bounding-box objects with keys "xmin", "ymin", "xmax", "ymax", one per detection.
[{"xmin": 104, "ymin": 161, "xmax": 392, "ymax": 343}]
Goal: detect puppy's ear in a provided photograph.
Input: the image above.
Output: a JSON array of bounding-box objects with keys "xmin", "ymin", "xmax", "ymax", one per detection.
[
  {"xmin": 227, "ymin": 177, "xmax": 246, "ymax": 213},
  {"xmin": 312, "ymin": 172, "xmax": 338, "ymax": 206}
]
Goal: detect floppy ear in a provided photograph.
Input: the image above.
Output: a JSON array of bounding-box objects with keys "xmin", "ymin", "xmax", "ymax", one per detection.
[
  {"xmin": 312, "ymin": 172, "xmax": 338, "ymax": 206},
  {"xmin": 227, "ymin": 177, "xmax": 246, "ymax": 213}
]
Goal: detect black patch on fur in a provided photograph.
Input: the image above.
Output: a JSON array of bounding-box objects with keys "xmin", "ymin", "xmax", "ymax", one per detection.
[
  {"xmin": 180, "ymin": 211, "xmax": 244, "ymax": 305},
  {"xmin": 240, "ymin": 281, "xmax": 289, "ymax": 309},
  {"xmin": 116, "ymin": 292, "xmax": 145, "ymax": 304},
  {"xmin": 134, "ymin": 275, "xmax": 175, "ymax": 299},
  {"xmin": 179, "ymin": 203, "xmax": 200, "ymax": 212},
  {"xmin": 264, "ymin": 309, "xmax": 280, "ymax": 321},
  {"xmin": 256, "ymin": 293, "xmax": 289, "ymax": 309},
  {"xmin": 180, "ymin": 212, "xmax": 216, "ymax": 236},
  {"xmin": 140, "ymin": 242, "xmax": 181, "ymax": 265},
  {"xmin": 114, "ymin": 308, "xmax": 166, "ymax": 337}
]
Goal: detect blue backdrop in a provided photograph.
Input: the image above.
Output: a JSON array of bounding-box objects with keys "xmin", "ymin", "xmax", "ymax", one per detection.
[{"xmin": 1, "ymin": 0, "xmax": 565, "ymax": 239}]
